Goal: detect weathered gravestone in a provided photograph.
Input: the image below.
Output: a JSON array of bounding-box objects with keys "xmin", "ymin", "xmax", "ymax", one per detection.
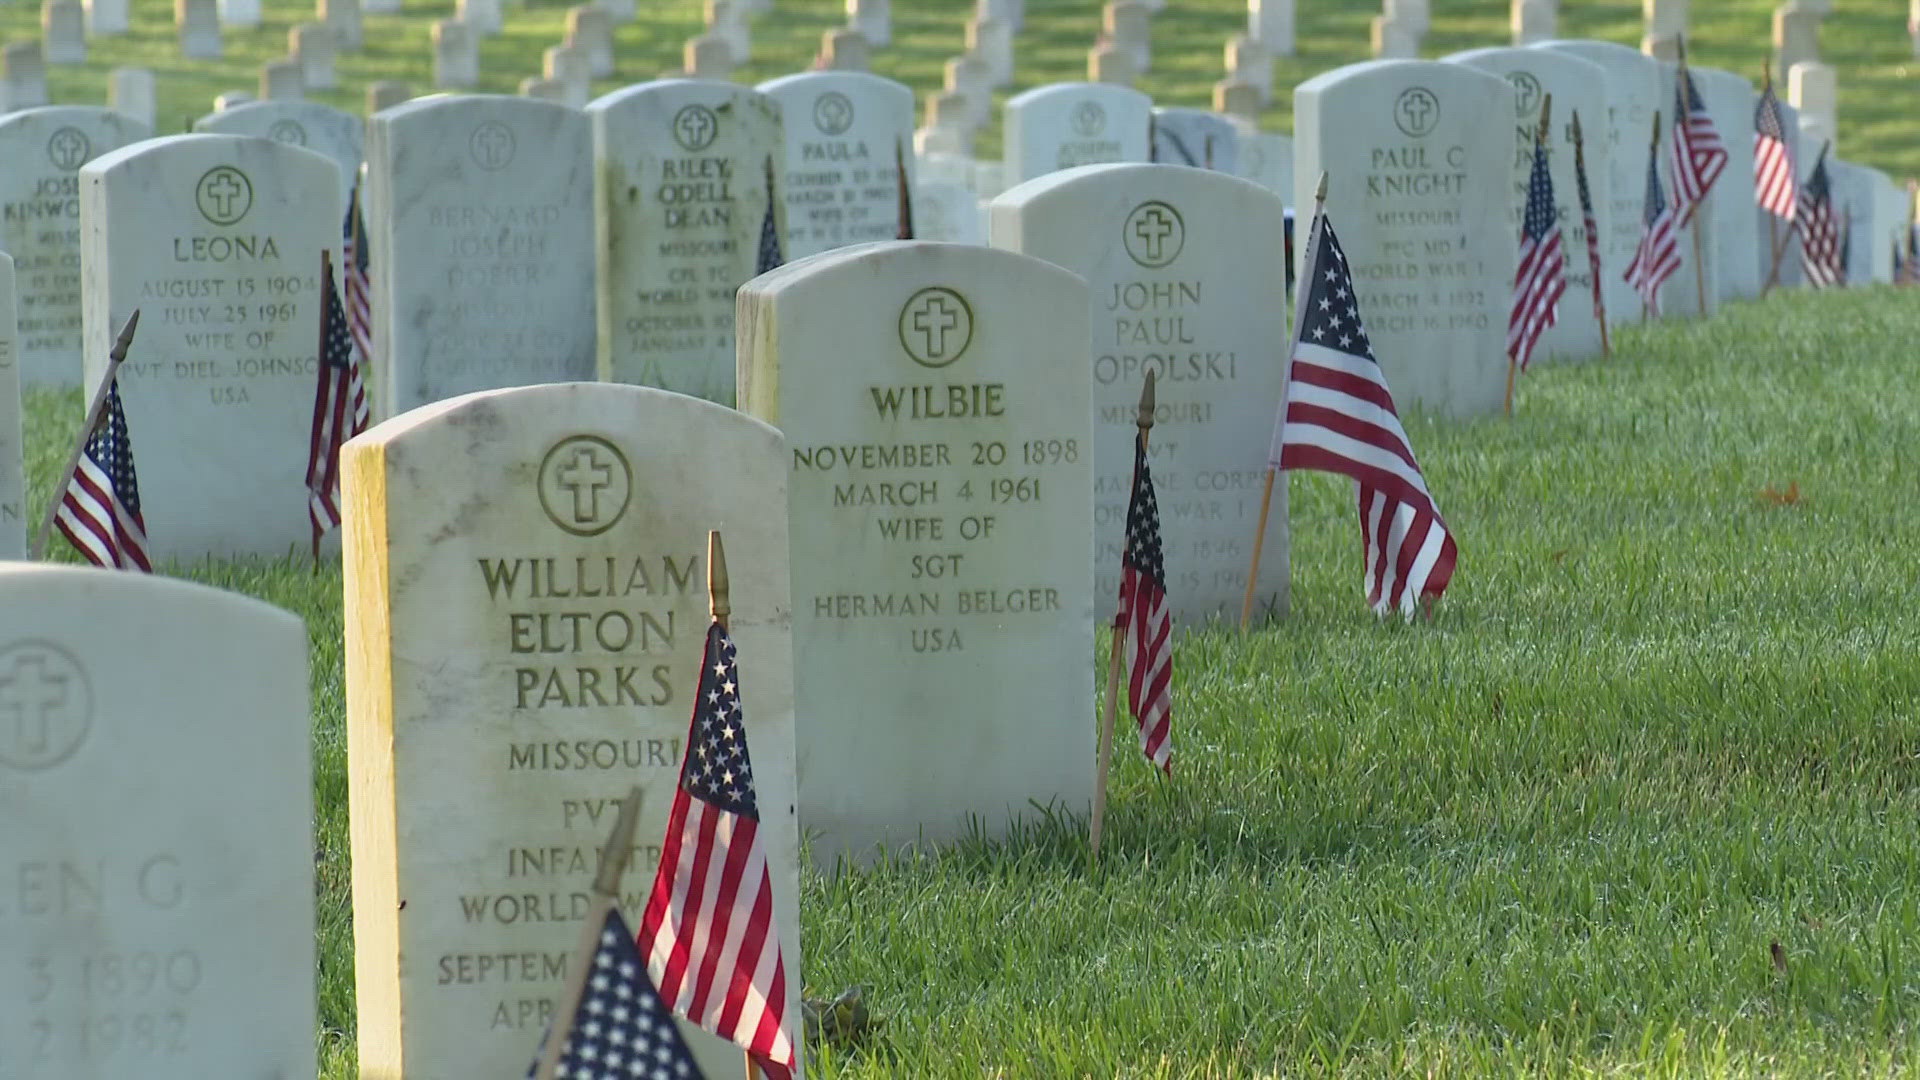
[
  {"xmin": 0, "ymin": 566, "xmax": 313, "ymax": 1077},
  {"xmin": 757, "ymin": 72, "xmax": 914, "ymax": 261},
  {"xmin": 990, "ymin": 163, "xmax": 1290, "ymax": 624},
  {"xmin": 1152, "ymin": 107, "xmax": 1240, "ymax": 173},
  {"xmin": 1294, "ymin": 60, "xmax": 1515, "ymax": 416},
  {"xmin": 194, "ymin": 100, "xmax": 363, "ymax": 218},
  {"xmin": 0, "ymin": 256, "xmax": 19, "ymax": 557},
  {"xmin": 0, "ymin": 107, "xmax": 150, "ymax": 389},
  {"xmin": 737, "ymin": 241, "xmax": 1094, "ymax": 866},
  {"xmin": 1446, "ymin": 45, "xmax": 1612, "ymax": 362},
  {"xmin": 81, "ymin": 134, "xmax": 341, "ymax": 562},
  {"xmin": 589, "ymin": 79, "xmax": 782, "ymax": 402},
  {"xmin": 366, "ymin": 96, "xmax": 595, "ymax": 415},
  {"xmin": 1689, "ymin": 66, "xmax": 1760, "ymax": 302},
  {"xmin": 1535, "ymin": 39, "xmax": 1659, "ymax": 328},
  {"xmin": 1003, "ymin": 82, "xmax": 1152, "ymax": 184},
  {"xmin": 343, "ymin": 382, "xmax": 803, "ymax": 1077}
]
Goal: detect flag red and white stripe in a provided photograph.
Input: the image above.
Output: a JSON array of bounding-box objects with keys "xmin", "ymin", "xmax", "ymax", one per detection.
[
  {"xmin": 1271, "ymin": 209, "xmax": 1456, "ymax": 617},
  {"xmin": 53, "ymin": 379, "xmax": 150, "ymax": 572},
  {"xmin": 1625, "ymin": 133, "xmax": 1683, "ymax": 315},
  {"xmin": 306, "ymin": 252, "xmax": 369, "ymax": 556},
  {"xmin": 1798, "ymin": 150, "xmax": 1843, "ymax": 288},
  {"xmin": 343, "ymin": 188, "xmax": 374, "ymax": 378},
  {"xmin": 1753, "ymin": 81, "xmax": 1797, "ymax": 220},
  {"xmin": 1117, "ymin": 429, "xmax": 1172, "ymax": 773},
  {"xmin": 1509, "ymin": 125, "xmax": 1567, "ymax": 372},
  {"xmin": 1572, "ymin": 124, "xmax": 1607, "ymax": 327},
  {"xmin": 1668, "ymin": 62, "xmax": 1728, "ymax": 226},
  {"xmin": 640, "ymin": 622, "xmax": 798, "ymax": 1080}
]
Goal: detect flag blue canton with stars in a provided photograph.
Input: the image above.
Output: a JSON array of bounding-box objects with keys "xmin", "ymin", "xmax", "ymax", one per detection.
[
  {"xmin": 755, "ymin": 161, "xmax": 783, "ymax": 276},
  {"xmin": 686, "ymin": 624, "xmax": 760, "ymax": 820},
  {"xmin": 526, "ymin": 907, "xmax": 705, "ymax": 1080},
  {"xmin": 1523, "ymin": 138, "xmax": 1558, "ymax": 246},
  {"xmin": 1303, "ymin": 228, "xmax": 1375, "ymax": 361}
]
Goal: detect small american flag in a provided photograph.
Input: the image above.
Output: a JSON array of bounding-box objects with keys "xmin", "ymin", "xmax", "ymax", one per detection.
[
  {"xmin": 1271, "ymin": 208, "xmax": 1457, "ymax": 618},
  {"xmin": 1625, "ymin": 125, "xmax": 1682, "ymax": 316},
  {"xmin": 756, "ymin": 156, "xmax": 783, "ymax": 274},
  {"xmin": 639, "ymin": 623, "xmax": 797, "ymax": 1080},
  {"xmin": 1753, "ymin": 80, "xmax": 1797, "ymax": 220},
  {"xmin": 1571, "ymin": 115, "xmax": 1606, "ymax": 328},
  {"xmin": 1508, "ymin": 123, "xmax": 1566, "ymax": 373},
  {"xmin": 526, "ymin": 906, "xmax": 706, "ymax": 1080},
  {"xmin": 1798, "ymin": 149, "xmax": 1843, "ymax": 288},
  {"xmin": 343, "ymin": 188, "xmax": 374, "ymax": 377},
  {"xmin": 306, "ymin": 252, "xmax": 370, "ymax": 558},
  {"xmin": 53, "ymin": 378, "xmax": 150, "ymax": 572},
  {"xmin": 1667, "ymin": 61, "xmax": 1727, "ymax": 226},
  {"xmin": 894, "ymin": 139, "xmax": 914, "ymax": 241},
  {"xmin": 1117, "ymin": 429, "xmax": 1172, "ymax": 774}
]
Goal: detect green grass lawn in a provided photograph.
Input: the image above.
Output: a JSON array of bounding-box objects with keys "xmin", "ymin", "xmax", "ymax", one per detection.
[
  {"xmin": 24, "ymin": 284, "xmax": 1920, "ymax": 1076},
  {"xmin": 0, "ymin": 0, "xmax": 1913, "ymax": 178}
]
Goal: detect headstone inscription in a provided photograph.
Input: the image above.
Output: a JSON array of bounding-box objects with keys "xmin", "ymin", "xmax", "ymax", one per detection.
[
  {"xmin": 0, "ymin": 565, "xmax": 313, "ymax": 1078},
  {"xmin": 0, "ymin": 256, "xmax": 19, "ymax": 557},
  {"xmin": 343, "ymin": 383, "xmax": 803, "ymax": 1078},
  {"xmin": 194, "ymin": 100, "xmax": 363, "ymax": 214},
  {"xmin": 1003, "ymin": 83, "xmax": 1152, "ymax": 184},
  {"xmin": 1535, "ymin": 39, "xmax": 1659, "ymax": 329},
  {"xmin": 1293, "ymin": 59, "xmax": 1516, "ymax": 416},
  {"xmin": 0, "ymin": 107, "xmax": 150, "ymax": 389},
  {"xmin": 990, "ymin": 163, "xmax": 1291, "ymax": 624},
  {"xmin": 366, "ymin": 96, "xmax": 595, "ymax": 415},
  {"xmin": 589, "ymin": 79, "xmax": 782, "ymax": 402},
  {"xmin": 756, "ymin": 72, "xmax": 914, "ymax": 261},
  {"xmin": 81, "ymin": 134, "xmax": 342, "ymax": 562},
  {"xmin": 1446, "ymin": 45, "xmax": 1612, "ymax": 361},
  {"xmin": 737, "ymin": 241, "xmax": 1094, "ymax": 866}
]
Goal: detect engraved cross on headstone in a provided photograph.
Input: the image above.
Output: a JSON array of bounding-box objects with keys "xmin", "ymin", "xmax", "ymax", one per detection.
[
  {"xmin": 1134, "ymin": 208, "xmax": 1175, "ymax": 261},
  {"xmin": 0, "ymin": 654, "xmax": 68, "ymax": 755},
  {"xmin": 674, "ymin": 108, "xmax": 715, "ymax": 149},
  {"xmin": 911, "ymin": 296, "xmax": 960, "ymax": 358},
  {"xmin": 1398, "ymin": 91, "xmax": 1435, "ymax": 133},
  {"xmin": 49, "ymin": 129, "xmax": 88, "ymax": 171},
  {"xmin": 204, "ymin": 172, "xmax": 245, "ymax": 218},
  {"xmin": 474, "ymin": 125, "xmax": 513, "ymax": 168},
  {"xmin": 556, "ymin": 447, "xmax": 613, "ymax": 522}
]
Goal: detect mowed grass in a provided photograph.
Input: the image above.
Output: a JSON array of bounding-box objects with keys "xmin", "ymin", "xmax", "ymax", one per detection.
[
  {"xmin": 0, "ymin": 0, "xmax": 1912, "ymax": 176},
  {"xmin": 23, "ymin": 285, "xmax": 1920, "ymax": 1075}
]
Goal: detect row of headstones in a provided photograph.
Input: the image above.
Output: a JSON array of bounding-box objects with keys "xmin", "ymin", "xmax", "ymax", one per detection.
[{"xmin": 0, "ymin": 156, "xmax": 1298, "ymax": 1071}]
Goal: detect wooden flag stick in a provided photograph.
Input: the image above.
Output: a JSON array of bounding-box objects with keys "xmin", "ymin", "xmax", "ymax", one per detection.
[
  {"xmin": 534, "ymin": 785, "xmax": 645, "ymax": 1080},
  {"xmin": 1570, "ymin": 109, "xmax": 1611, "ymax": 357},
  {"xmin": 32, "ymin": 310, "xmax": 141, "ymax": 561},
  {"xmin": 1090, "ymin": 371, "xmax": 1155, "ymax": 865},
  {"xmin": 1691, "ymin": 216, "xmax": 1709, "ymax": 314},
  {"xmin": 1241, "ymin": 171, "xmax": 1328, "ymax": 633}
]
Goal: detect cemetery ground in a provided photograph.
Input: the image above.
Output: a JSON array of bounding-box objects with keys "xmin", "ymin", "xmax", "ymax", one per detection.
[
  {"xmin": 0, "ymin": 0, "xmax": 1914, "ymax": 178},
  {"xmin": 23, "ymin": 285, "xmax": 1920, "ymax": 1075}
]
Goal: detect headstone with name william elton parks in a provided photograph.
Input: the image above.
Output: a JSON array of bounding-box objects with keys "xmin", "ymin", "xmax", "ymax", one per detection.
[
  {"xmin": 343, "ymin": 382, "xmax": 802, "ymax": 1078},
  {"xmin": 1002, "ymin": 82, "xmax": 1152, "ymax": 184},
  {"xmin": 1293, "ymin": 59, "xmax": 1516, "ymax": 417},
  {"xmin": 366, "ymin": 96, "xmax": 595, "ymax": 416},
  {"xmin": 588, "ymin": 79, "xmax": 782, "ymax": 403},
  {"xmin": 756, "ymin": 72, "xmax": 914, "ymax": 261},
  {"xmin": 80, "ymin": 133, "xmax": 341, "ymax": 563},
  {"xmin": 0, "ymin": 255, "xmax": 19, "ymax": 557},
  {"xmin": 0, "ymin": 565, "xmax": 313, "ymax": 1078},
  {"xmin": 193, "ymin": 100, "xmax": 364, "ymax": 216},
  {"xmin": 738, "ymin": 241, "xmax": 1094, "ymax": 867},
  {"xmin": 1445, "ymin": 46, "xmax": 1612, "ymax": 362},
  {"xmin": 0, "ymin": 106, "xmax": 150, "ymax": 389},
  {"xmin": 990, "ymin": 163, "xmax": 1290, "ymax": 624}
]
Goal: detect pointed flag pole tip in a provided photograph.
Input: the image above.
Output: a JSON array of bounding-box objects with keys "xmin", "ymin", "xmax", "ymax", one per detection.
[
  {"xmin": 707, "ymin": 529, "xmax": 731, "ymax": 625},
  {"xmin": 590, "ymin": 786, "xmax": 644, "ymax": 896},
  {"xmin": 1136, "ymin": 370, "xmax": 1156, "ymax": 430},
  {"xmin": 1313, "ymin": 171, "xmax": 1329, "ymax": 203},
  {"xmin": 1537, "ymin": 93, "xmax": 1553, "ymax": 142},
  {"xmin": 112, "ymin": 309, "xmax": 140, "ymax": 358}
]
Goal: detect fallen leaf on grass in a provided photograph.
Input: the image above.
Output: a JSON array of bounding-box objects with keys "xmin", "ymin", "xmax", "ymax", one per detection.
[
  {"xmin": 1770, "ymin": 940, "xmax": 1788, "ymax": 974},
  {"xmin": 1758, "ymin": 481, "xmax": 1802, "ymax": 507}
]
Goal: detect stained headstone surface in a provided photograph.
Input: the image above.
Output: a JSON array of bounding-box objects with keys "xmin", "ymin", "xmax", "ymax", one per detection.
[
  {"xmin": 366, "ymin": 96, "xmax": 595, "ymax": 415},
  {"xmin": 343, "ymin": 383, "xmax": 803, "ymax": 1078},
  {"xmin": 1294, "ymin": 59, "xmax": 1516, "ymax": 416},
  {"xmin": 0, "ymin": 107, "xmax": 150, "ymax": 389},
  {"xmin": 0, "ymin": 565, "xmax": 313, "ymax": 1079},
  {"xmin": 757, "ymin": 72, "xmax": 914, "ymax": 260},
  {"xmin": 738, "ymin": 241, "xmax": 1094, "ymax": 866},
  {"xmin": 991, "ymin": 163, "xmax": 1291, "ymax": 624}
]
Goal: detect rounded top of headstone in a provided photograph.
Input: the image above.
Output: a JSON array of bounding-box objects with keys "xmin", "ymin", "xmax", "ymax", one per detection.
[
  {"xmin": 1294, "ymin": 57, "xmax": 1510, "ymax": 97},
  {"xmin": 585, "ymin": 76, "xmax": 774, "ymax": 117},
  {"xmin": 741, "ymin": 239, "xmax": 1082, "ymax": 306},
  {"xmin": 80, "ymin": 131, "xmax": 341, "ymax": 191},
  {"xmin": 992, "ymin": 160, "xmax": 1277, "ymax": 216},
  {"xmin": 350, "ymin": 382, "xmax": 784, "ymax": 457},
  {"xmin": 193, "ymin": 98, "xmax": 363, "ymax": 134},
  {"xmin": 754, "ymin": 69, "xmax": 912, "ymax": 102},
  {"xmin": 1532, "ymin": 38, "xmax": 1656, "ymax": 63},
  {"xmin": 1005, "ymin": 81, "xmax": 1152, "ymax": 110},
  {"xmin": 371, "ymin": 92, "xmax": 586, "ymax": 130},
  {"xmin": 0, "ymin": 104, "xmax": 152, "ymax": 147},
  {"xmin": 0, "ymin": 562, "xmax": 304, "ymax": 633}
]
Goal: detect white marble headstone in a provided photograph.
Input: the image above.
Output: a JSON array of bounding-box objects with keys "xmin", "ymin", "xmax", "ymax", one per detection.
[
  {"xmin": 1446, "ymin": 46, "xmax": 1612, "ymax": 362},
  {"xmin": 457, "ymin": 0, "xmax": 500, "ymax": 34},
  {"xmin": 991, "ymin": 163, "xmax": 1292, "ymax": 624},
  {"xmin": 0, "ymin": 565, "xmax": 313, "ymax": 1078},
  {"xmin": 912, "ymin": 179, "xmax": 985, "ymax": 243},
  {"xmin": 81, "ymin": 134, "xmax": 342, "ymax": 562},
  {"xmin": 321, "ymin": 0, "xmax": 362, "ymax": 52},
  {"xmin": 260, "ymin": 58, "xmax": 305, "ymax": 101},
  {"xmin": 1690, "ymin": 67, "xmax": 1760, "ymax": 302},
  {"xmin": 84, "ymin": 0, "xmax": 128, "ymax": 35},
  {"xmin": 1250, "ymin": 0, "xmax": 1294, "ymax": 56},
  {"xmin": 847, "ymin": 0, "xmax": 889, "ymax": 48},
  {"xmin": 217, "ymin": 0, "xmax": 257, "ymax": 27},
  {"xmin": 757, "ymin": 72, "xmax": 915, "ymax": 261},
  {"xmin": 291, "ymin": 22, "xmax": 336, "ymax": 90},
  {"xmin": 567, "ymin": 4, "xmax": 614, "ymax": 78},
  {"xmin": 368, "ymin": 79, "xmax": 411, "ymax": 114},
  {"xmin": 0, "ymin": 108, "xmax": 151, "ymax": 390},
  {"xmin": 366, "ymin": 96, "xmax": 596, "ymax": 415},
  {"xmin": 194, "ymin": 100, "xmax": 363, "ymax": 213},
  {"xmin": 109, "ymin": 67, "xmax": 156, "ymax": 130},
  {"xmin": 0, "ymin": 256, "xmax": 18, "ymax": 557},
  {"xmin": 1104, "ymin": 1, "xmax": 1151, "ymax": 74},
  {"xmin": 1773, "ymin": 3, "xmax": 1821, "ymax": 80},
  {"xmin": 176, "ymin": 0, "xmax": 220, "ymax": 58},
  {"xmin": 1294, "ymin": 59, "xmax": 1516, "ymax": 416},
  {"xmin": 589, "ymin": 79, "xmax": 782, "ymax": 401},
  {"xmin": 1003, "ymin": 83, "xmax": 1152, "ymax": 184},
  {"xmin": 343, "ymin": 383, "xmax": 803, "ymax": 1079},
  {"xmin": 42, "ymin": 0, "xmax": 86, "ymax": 65},
  {"xmin": 3, "ymin": 43, "xmax": 48, "ymax": 111},
  {"xmin": 1152, "ymin": 107, "xmax": 1240, "ymax": 173},
  {"xmin": 543, "ymin": 43, "xmax": 592, "ymax": 110},
  {"xmin": 1232, "ymin": 122, "xmax": 1293, "ymax": 201},
  {"xmin": 738, "ymin": 241, "xmax": 1094, "ymax": 867},
  {"xmin": 432, "ymin": 19, "xmax": 479, "ymax": 89}
]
